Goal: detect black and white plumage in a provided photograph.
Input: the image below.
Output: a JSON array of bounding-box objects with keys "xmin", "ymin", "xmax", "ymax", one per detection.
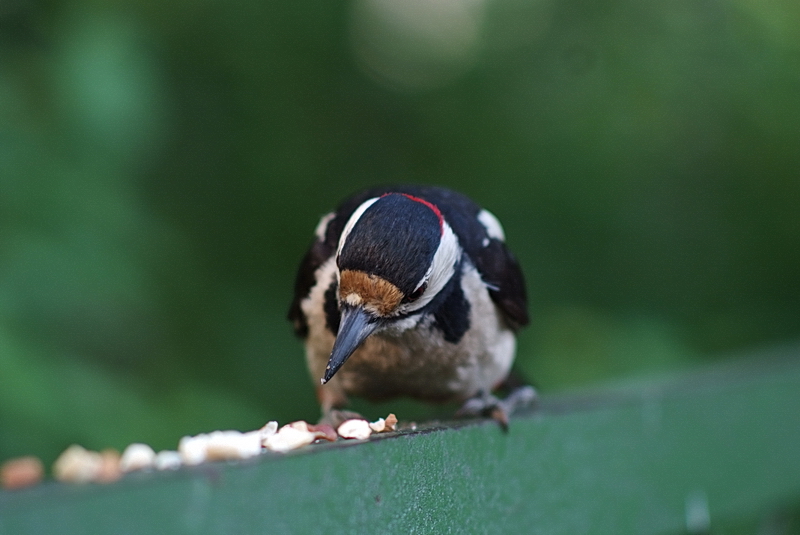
[{"xmin": 288, "ymin": 185, "xmax": 533, "ymax": 424}]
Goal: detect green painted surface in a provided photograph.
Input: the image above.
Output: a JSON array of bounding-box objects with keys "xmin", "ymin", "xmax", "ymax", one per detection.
[{"xmin": 2, "ymin": 356, "xmax": 799, "ymax": 535}]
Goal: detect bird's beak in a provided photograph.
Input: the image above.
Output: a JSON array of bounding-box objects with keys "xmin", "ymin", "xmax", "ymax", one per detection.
[{"xmin": 321, "ymin": 306, "xmax": 379, "ymax": 384}]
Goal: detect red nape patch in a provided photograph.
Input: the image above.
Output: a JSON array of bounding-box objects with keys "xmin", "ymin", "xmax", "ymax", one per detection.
[{"xmin": 382, "ymin": 192, "xmax": 444, "ymax": 233}]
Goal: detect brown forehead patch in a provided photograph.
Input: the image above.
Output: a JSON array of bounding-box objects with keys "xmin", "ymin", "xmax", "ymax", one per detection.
[{"xmin": 339, "ymin": 269, "xmax": 404, "ymax": 316}]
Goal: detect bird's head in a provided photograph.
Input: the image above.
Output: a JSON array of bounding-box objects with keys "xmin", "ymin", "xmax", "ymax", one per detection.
[{"xmin": 322, "ymin": 192, "xmax": 460, "ymax": 384}]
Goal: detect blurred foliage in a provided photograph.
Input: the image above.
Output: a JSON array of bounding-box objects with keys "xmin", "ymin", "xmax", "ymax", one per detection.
[{"xmin": 0, "ymin": 0, "xmax": 799, "ymax": 465}]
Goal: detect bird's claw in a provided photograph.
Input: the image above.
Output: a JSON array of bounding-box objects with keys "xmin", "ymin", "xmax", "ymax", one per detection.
[{"xmin": 456, "ymin": 386, "xmax": 537, "ymax": 431}]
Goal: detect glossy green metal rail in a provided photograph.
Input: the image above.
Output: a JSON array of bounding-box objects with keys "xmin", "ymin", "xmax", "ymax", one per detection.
[{"xmin": 2, "ymin": 353, "xmax": 800, "ymax": 534}]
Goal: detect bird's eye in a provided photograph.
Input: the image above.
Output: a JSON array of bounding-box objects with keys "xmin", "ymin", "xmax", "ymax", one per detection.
[{"xmin": 403, "ymin": 283, "xmax": 427, "ymax": 304}]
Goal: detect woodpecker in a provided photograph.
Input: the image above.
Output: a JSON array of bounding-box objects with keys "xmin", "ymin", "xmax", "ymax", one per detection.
[{"xmin": 288, "ymin": 185, "xmax": 535, "ymax": 427}]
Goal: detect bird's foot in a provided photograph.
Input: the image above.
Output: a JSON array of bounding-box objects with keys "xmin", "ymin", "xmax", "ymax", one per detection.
[{"xmin": 456, "ymin": 386, "xmax": 538, "ymax": 431}]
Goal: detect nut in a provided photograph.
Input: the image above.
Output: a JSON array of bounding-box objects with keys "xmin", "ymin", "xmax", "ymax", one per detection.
[
  {"xmin": 96, "ymin": 449, "xmax": 122, "ymax": 483},
  {"xmin": 383, "ymin": 413, "xmax": 398, "ymax": 432},
  {"xmin": 263, "ymin": 425, "xmax": 317, "ymax": 453},
  {"xmin": 258, "ymin": 421, "xmax": 279, "ymax": 445},
  {"xmin": 205, "ymin": 430, "xmax": 262, "ymax": 461},
  {"xmin": 307, "ymin": 423, "xmax": 338, "ymax": 442},
  {"xmin": 1, "ymin": 456, "xmax": 44, "ymax": 490},
  {"xmin": 179, "ymin": 434, "xmax": 210, "ymax": 466},
  {"xmin": 154, "ymin": 450, "xmax": 182, "ymax": 471},
  {"xmin": 119, "ymin": 443, "xmax": 156, "ymax": 473},
  {"xmin": 53, "ymin": 445, "xmax": 103, "ymax": 483},
  {"xmin": 337, "ymin": 419, "xmax": 372, "ymax": 440},
  {"xmin": 368, "ymin": 413, "xmax": 398, "ymax": 433}
]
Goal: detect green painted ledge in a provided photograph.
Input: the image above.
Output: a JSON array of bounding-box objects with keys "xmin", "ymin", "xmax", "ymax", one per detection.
[{"xmin": 2, "ymin": 351, "xmax": 800, "ymax": 535}]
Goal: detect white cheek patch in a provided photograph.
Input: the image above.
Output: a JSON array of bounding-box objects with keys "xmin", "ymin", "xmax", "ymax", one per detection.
[
  {"xmin": 314, "ymin": 212, "xmax": 335, "ymax": 241},
  {"xmin": 477, "ymin": 209, "xmax": 506, "ymax": 243},
  {"xmin": 398, "ymin": 221, "xmax": 460, "ymax": 315},
  {"xmin": 336, "ymin": 197, "xmax": 380, "ymax": 259}
]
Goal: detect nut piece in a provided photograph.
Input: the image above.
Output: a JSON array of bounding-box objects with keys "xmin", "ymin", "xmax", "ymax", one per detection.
[
  {"xmin": 263, "ymin": 425, "xmax": 317, "ymax": 453},
  {"xmin": 307, "ymin": 423, "xmax": 338, "ymax": 442},
  {"xmin": 383, "ymin": 413, "xmax": 398, "ymax": 432},
  {"xmin": 179, "ymin": 434, "xmax": 210, "ymax": 465},
  {"xmin": 53, "ymin": 445, "xmax": 103, "ymax": 483},
  {"xmin": 154, "ymin": 450, "xmax": 183, "ymax": 471},
  {"xmin": 205, "ymin": 430, "xmax": 262, "ymax": 461},
  {"xmin": 286, "ymin": 421, "xmax": 310, "ymax": 432},
  {"xmin": 179, "ymin": 430, "xmax": 263, "ymax": 464},
  {"xmin": 337, "ymin": 419, "xmax": 372, "ymax": 440},
  {"xmin": 1, "ymin": 456, "xmax": 44, "ymax": 490},
  {"xmin": 285, "ymin": 421, "xmax": 337, "ymax": 442},
  {"xmin": 96, "ymin": 449, "xmax": 122, "ymax": 483},
  {"xmin": 368, "ymin": 414, "xmax": 398, "ymax": 433},
  {"xmin": 258, "ymin": 421, "xmax": 279, "ymax": 445},
  {"xmin": 369, "ymin": 418, "xmax": 386, "ymax": 432},
  {"xmin": 120, "ymin": 443, "xmax": 156, "ymax": 473}
]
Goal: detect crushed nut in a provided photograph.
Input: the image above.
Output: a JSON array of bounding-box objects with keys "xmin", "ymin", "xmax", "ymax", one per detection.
[
  {"xmin": 369, "ymin": 418, "xmax": 386, "ymax": 432},
  {"xmin": 368, "ymin": 413, "xmax": 398, "ymax": 433},
  {"xmin": 337, "ymin": 419, "xmax": 372, "ymax": 440},
  {"xmin": 263, "ymin": 425, "xmax": 317, "ymax": 453},
  {"xmin": 205, "ymin": 430, "xmax": 262, "ymax": 461},
  {"xmin": 258, "ymin": 421, "xmax": 279, "ymax": 445},
  {"xmin": 95, "ymin": 449, "xmax": 122, "ymax": 483},
  {"xmin": 53, "ymin": 445, "xmax": 104, "ymax": 483},
  {"xmin": 384, "ymin": 413, "xmax": 398, "ymax": 431},
  {"xmin": 307, "ymin": 423, "xmax": 338, "ymax": 442},
  {"xmin": 1, "ymin": 456, "xmax": 44, "ymax": 490},
  {"xmin": 154, "ymin": 450, "xmax": 182, "ymax": 471},
  {"xmin": 286, "ymin": 421, "xmax": 310, "ymax": 432},
  {"xmin": 178, "ymin": 430, "xmax": 262, "ymax": 464},
  {"xmin": 119, "ymin": 443, "xmax": 156, "ymax": 473},
  {"xmin": 33, "ymin": 415, "xmax": 391, "ymax": 485},
  {"xmin": 283, "ymin": 421, "xmax": 337, "ymax": 442},
  {"xmin": 179, "ymin": 434, "xmax": 210, "ymax": 466}
]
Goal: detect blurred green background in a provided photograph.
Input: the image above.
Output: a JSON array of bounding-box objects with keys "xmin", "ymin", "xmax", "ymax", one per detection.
[{"xmin": 1, "ymin": 0, "xmax": 798, "ymax": 466}]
